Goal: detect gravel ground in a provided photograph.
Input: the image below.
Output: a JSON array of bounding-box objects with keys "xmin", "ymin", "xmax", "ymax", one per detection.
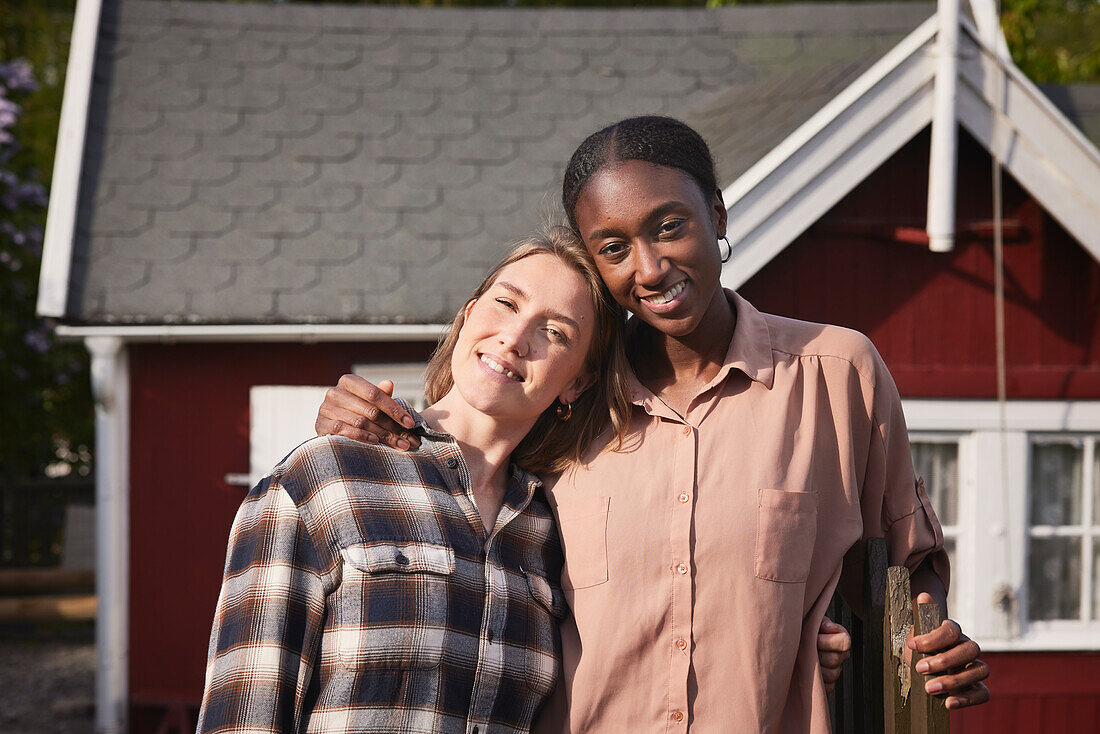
[{"xmin": 0, "ymin": 623, "xmax": 95, "ymax": 734}]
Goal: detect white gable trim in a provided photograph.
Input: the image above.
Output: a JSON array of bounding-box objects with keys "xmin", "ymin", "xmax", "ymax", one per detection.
[
  {"xmin": 53, "ymin": 323, "xmax": 449, "ymax": 343},
  {"xmin": 721, "ymin": 15, "xmax": 1100, "ymax": 290},
  {"xmin": 956, "ymin": 21, "xmax": 1100, "ymax": 261},
  {"xmin": 37, "ymin": 0, "xmax": 104, "ymax": 319}
]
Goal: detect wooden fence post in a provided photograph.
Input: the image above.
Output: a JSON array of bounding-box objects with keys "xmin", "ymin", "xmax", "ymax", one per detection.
[
  {"xmin": 911, "ymin": 602, "xmax": 950, "ymax": 734},
  {"xmin": 884, "ymin": 565, "xmax": 913, "ymax": 734},
  {"xmin": 860, "ymin": 538, "xmax": 888, "ymax": 734},
  {"xmin": 827, "ymin": 538, "xmax": 947, "ymax": 734}
]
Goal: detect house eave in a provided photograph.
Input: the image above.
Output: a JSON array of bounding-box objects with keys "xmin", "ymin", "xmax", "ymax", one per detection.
[
  {"xmin": 53, "ymin": 323, "xmax": 450, "ymax": 343},
  {"xmin": 37, "ymin": 0, "xmax": 104, "ymax": 319},
  {"xmin": 720, "ymin": 11, "xmax": 1100, "ymax": 291}
]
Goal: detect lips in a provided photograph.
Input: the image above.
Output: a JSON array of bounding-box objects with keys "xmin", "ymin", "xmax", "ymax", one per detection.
[
  {"xmin": 640, "ymin": 280, "xmax": 688, "ymax": 313},
  {"xmin": 479, "ymin": 353, "xmax": 524, "ymax": 382}
]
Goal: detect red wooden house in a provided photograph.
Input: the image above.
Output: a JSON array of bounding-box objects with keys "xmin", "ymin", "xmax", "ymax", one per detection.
[{"xmin": 37, "ymin": 0, "xmax": 1100, "ymax": 731}]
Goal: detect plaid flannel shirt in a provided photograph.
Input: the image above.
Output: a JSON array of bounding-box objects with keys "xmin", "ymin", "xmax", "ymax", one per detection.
[{"xmin": 197, "ymin": 408, "xmax": 566, "ymax": 734}]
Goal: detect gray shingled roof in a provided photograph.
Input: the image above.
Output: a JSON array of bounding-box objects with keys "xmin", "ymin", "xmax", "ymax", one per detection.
[
  {"xmin": 67, "ymin": 0, "xmax": 934, "ymax": 325},
  {"xmin": 1042, "ymin": 83, "xmax": 1100, "ymax": 149}
]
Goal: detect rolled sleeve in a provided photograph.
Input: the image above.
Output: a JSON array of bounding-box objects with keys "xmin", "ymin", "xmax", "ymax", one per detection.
[{"xmin": 865, "ymin": 351, "xmax": 950, "ymax": 594}]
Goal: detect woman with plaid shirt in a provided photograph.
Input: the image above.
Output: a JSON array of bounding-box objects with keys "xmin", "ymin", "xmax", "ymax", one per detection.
[{"xmin": 197, "ymin": 229, "xmax": 633, "ymax": 734}]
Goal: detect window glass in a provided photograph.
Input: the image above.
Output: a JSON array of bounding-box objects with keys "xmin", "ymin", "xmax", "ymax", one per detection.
[
  {"xmin": 1027, "ymin": 537, "xmax": 1082, "ymax": 621},
  {"xmin": 1029, "ymin": 442, "xmax": 1083, "ymax": 526},
  {"xmin": 911, "ymin": 442, "xmax": 958, "ymax": 526}
]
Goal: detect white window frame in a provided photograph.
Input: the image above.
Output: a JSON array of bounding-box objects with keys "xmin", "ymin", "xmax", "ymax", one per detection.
[{"xmin": 902, "ymin": 399, "xmax": 1100, "ymax": 651}]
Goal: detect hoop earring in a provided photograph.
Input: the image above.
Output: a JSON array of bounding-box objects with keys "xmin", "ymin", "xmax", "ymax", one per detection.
[
  {"xmin": 719, "ymin": 236, "xmax": 733, "ymax": 264},
  {"xmin": 556, "ymin": 402, "xmax": 572, "ymax": 421}
]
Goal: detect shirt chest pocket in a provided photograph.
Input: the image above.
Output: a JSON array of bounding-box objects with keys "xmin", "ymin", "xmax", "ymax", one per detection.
[
  {"xmin": 522, "ymin": 566, "xmax": 567, "ymax": 694},
  {"xmin": 554, "ymin": 495, "xmax": 610, "ymax": 590},
  {"xmin": 754, "ymin": 489, "xmax": 818, "ymax": 583},
  {"xmin": 333, "ymin": 542, "xmax": 455, "ymax": 670}
]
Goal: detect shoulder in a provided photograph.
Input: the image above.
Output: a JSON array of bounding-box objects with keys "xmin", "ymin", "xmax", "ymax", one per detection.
[
  {"xmin": 264, "ymin": 435, "xmax": 414, "ymax": 503},
  {"xmin": 762, "ymin": 312, "xmax": 884, "ymax": 386}
]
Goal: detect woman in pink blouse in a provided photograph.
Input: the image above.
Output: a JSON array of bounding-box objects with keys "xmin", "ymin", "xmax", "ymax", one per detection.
[{"xmin": 315, "ymin": 116, "xmax": 989, "ymax": 731}]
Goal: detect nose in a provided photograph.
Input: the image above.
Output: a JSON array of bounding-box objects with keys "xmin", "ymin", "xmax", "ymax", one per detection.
[
  {"xmin": 633, "ymin": 241, "xmax": 669, "ymax": 287},
  {"xmin": 497, "ymin": 318, "xmax": 529, "ymax": 357}
]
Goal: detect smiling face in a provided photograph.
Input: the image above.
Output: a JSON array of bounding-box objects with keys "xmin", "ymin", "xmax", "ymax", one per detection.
[
  {"xmin": 572, "ymin": 159, "xmax": 729, "ymax": 339},
  {"xmin": 449, "ymin": 252, "xmax": 598, "ymax": 425}
]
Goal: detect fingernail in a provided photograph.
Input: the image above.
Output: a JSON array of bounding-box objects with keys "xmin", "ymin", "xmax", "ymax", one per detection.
[
  {"xmin": 907, "ymin": 640, "xmax": 917, "ymax": 650},
  {"xmin": 366, "ymin": 434, "xmax": 379, "ymax": 444},
  {"xmin": 915, "ymin": 660, "xmax": 930, "ymax": 674},
  {"xmin": 397, "ymin": 439, "xmax": 411, "ymax": 451},
  {"xmin": 926, "ymin": 680, "xmax": 943, "ymax": 694},
  {"xmin": 402, "ymin": 416, "xmax": 415, "ymax": 428}
]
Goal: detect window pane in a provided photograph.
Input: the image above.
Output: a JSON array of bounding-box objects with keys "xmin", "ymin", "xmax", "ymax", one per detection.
[
  {"xmin": 1028, "ymin": 537, "xmax": 1082, "ymax": 620},
  {"xmin": 911, "ymin": 442, "xmax": 959, "ymax": 526},
  {"xmin": 1029, "ymin": 442, "xmax": 1083, "ymax": 526}
]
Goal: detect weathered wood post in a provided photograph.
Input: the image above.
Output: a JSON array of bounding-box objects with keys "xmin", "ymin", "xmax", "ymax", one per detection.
[
  {"xmin": 884, "ymin": 565, "xmax": 913, "ymax": 734},
  {"xmin": 828, "ymin": 537, "xmax": 947, "ymax": 734},
  {"xmin": 911, "ymin": 602, "xmax": 950, "ymax": 734},
  {"xmin": 860, "ymin": 538, "xmax": 888, "ymax": 734}
]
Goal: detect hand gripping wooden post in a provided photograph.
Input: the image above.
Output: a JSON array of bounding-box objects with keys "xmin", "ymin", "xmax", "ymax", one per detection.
[
  {"xmin": 827, "ymin": 537, "xmax": 947, "ymax": 734},
  {"xmin": 911, "ymin": 602, "xmax": 950, "ymax": 734}
]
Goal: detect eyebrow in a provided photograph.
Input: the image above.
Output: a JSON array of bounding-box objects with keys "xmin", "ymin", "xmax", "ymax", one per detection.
[
  {"xmin": 496, "ymin": 280, "xmax": 582, "ymax": 331},
  {"xmin": 586, "ymin": 201, "xmax": 690, "ymax": 242}
]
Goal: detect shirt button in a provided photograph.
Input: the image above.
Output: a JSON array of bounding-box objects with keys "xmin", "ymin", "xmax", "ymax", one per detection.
[
  {"xmin": 675, "ymin": 637, "xmax": 688, "ymax": 651},
  {"xmin": 681, "ymin": 425, "xmax": 691, "ymax": 436},
  {"xmin": 671, "ymin": 710, "xmax": 684, "ymax": 723},
  {"xmin": 677, "ymin": 492, "xmax": 690, "ymax": 504},
  {"xmin": 445, "ymin": 457, "xmax": 458, "ymax": 469},
  {"xmin": 676, "ymin": 562, "xmax": 688, "ymax": 575},
  {"xmin": 395, "ymin": 553, "xmax": 409, "ymax": 565},
  {"xmin": 487, "ymin": 629, "xmax": 494, "ymax": 643}
]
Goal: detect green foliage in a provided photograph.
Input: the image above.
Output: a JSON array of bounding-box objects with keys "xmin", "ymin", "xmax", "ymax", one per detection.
[
  {"xmin": 1001, "ymin": 0, "xmax": 1100, "ymax": 83},
  {"xmin": 0, "ymin": 0, "xmax": 91, "ymax": 481}
]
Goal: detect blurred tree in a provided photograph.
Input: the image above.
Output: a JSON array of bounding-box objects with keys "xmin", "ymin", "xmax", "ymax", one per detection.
[
  {"xmin": 1001, "ymin": 0, "xmax": 1100, "ymax": 82},
  {"xmin": 0, "ymin": 0, "xmax": 91, "ymax": 481}
]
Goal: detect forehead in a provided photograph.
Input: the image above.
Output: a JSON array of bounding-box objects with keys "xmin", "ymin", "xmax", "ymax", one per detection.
[
  {"xmin": 575, "ymin": 160, "xmax": 709, "ymax": 225},
  {"xmin": 488, "ymin": 253, "xmax": 596, "ymax": 319}
]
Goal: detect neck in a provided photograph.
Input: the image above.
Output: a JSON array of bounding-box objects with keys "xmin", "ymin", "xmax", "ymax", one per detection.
[
  {"xmin": 419, "ymin": 391, "xmax": 532, "ymax": 498},
  {"xmin": 630, "ymin": 287, "xmax": 736, "ymax": 392}
]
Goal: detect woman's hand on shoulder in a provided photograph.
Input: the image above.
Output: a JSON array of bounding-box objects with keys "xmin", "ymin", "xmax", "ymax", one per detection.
[
  {"xmin": 314, "ymin": 374, "xmax": 420, "ymax": 451},
  {"xmin": 908, "ymin": 592, "xmax": 990, "ymax": 709}
]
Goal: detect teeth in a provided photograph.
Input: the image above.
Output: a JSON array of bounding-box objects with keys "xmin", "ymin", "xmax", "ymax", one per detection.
[
  {"xmin": 480, "ymin": 355, "xmax": 522, "ymax": 381},
  {"xmin": 645, "ymin": 281, "xmax": 686, "ymax": 305}
]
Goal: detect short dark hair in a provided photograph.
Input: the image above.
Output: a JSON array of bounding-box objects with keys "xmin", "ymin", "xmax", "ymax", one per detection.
[{"xmin": 562, "ymin": 116, "xmax": 719, "ymax": 231}]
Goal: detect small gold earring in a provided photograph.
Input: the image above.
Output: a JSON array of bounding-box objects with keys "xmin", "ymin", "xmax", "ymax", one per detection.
[{"xmin": 556, "ymin": 402, "xmax": 572, "ymax": 421}]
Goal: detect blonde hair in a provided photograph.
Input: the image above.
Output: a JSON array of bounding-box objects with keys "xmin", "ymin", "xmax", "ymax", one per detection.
[{"xmin": 424, "ymin": 226, "xmax": 632, "ymax": 474}]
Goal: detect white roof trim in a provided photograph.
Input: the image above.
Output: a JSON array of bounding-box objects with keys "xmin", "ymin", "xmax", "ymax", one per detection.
[
  {"xmin": 722, "ymin": 17, "xmax": 939, "ymax": 289},
  {"xmin": 54, "ymin": 323, "xmax": 449, "ymax": 343},
  {"xmin": 721, "ymin": 14, "xmax": 1100, "ymax": 290},
  {"xmin": 722, "ymin": 15, "xmax": 938, "ymax": 208},
  {"xmin": 37, "ymin": 0, "xmax": 103, "ymax": 318}
]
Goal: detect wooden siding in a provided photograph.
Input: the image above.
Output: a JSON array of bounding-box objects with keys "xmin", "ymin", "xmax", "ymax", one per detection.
[
  {"xmin": 740, "ymin": 128, "xmax": 1100, "ymax": 397},
  {"xmin": 951, "ymin": 652, "xmax": 1100, "ymax": 732}
]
